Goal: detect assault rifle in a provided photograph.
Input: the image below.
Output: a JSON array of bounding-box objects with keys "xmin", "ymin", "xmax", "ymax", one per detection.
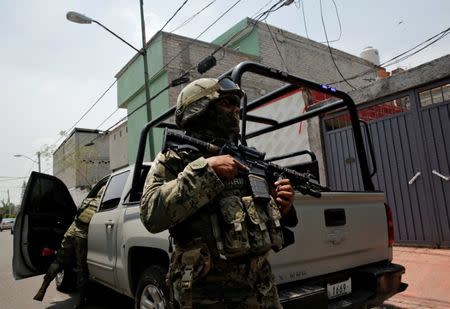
[{"xmin": 162, "ymin": 129, "xmax": 330, "ymax": 199}]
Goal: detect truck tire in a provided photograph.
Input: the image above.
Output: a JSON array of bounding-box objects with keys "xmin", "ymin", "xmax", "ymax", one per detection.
[
  {"xmin": 135, "ymin": 265, "xmax": 169, "ymax": 309},
  {"xmin": 55, "ymin": 268, "xmax": 77, "ymax": 292}
]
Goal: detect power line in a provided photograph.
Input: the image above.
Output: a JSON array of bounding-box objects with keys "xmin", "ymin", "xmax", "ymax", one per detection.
[
  {"xmin": 169, "ymin": 0, "xmax": 217, "ymax": 33},
  {"xmin": 159, "ymin": 0, "xmax": 190, "ymax": 32},
  {"xmin": 45, "ymin": 79, "xmax": 118, "ymax": 156},
  {"xmin": 328, "ymin": 26, "xmax": 450, "ymax": 86},
  {"xmin": 381, "ymin": 27, "xmax": 450, "ymax": 67},
  {"xmin": 319, "ymin": 0, "xmax": 356, "ymax": 90},
  {"xmin": 299, "ymin": 0, "xmax": 310, "ymax": 39},
  {"xmin": 264, "ymin": 21, "xmax": 289, "ymax": 72},
  {"xmin": 321, "ymin": 0, "xmax": 342, "ymax": 43},
  {"xmin": 210, "ymin": 0, "xmax": 287, "ymax": 57}
]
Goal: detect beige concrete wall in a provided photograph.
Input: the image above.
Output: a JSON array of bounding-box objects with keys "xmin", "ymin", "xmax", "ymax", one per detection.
[
  {"xmin": 109, "ymin": 121, "xmax": 129, "ymax": 171},
  {"xmin": 53, "ymin": 134, "xmax": 77, "ymax": 188},
  {"xmin": 53, "ymin": 129, "xmax": 110, "ymax": 189}
]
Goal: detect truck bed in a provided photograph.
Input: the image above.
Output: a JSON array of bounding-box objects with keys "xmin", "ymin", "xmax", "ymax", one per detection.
[{"xmin": 270, "ymin": 192, "xmax": 390, "ymax": 284}]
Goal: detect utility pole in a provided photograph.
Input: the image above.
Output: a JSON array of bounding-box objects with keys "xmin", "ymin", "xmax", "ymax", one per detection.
[
  {"xmin": 37, "ymin": 151, "xmax": 41, "ymax": 173},
  {"xmin": 139, "ymin": 0, "xmax": 155, "ymax": 159},
  {"xmin": 7, "ymin": 189, "xmax": 11, "ymax": 216}
]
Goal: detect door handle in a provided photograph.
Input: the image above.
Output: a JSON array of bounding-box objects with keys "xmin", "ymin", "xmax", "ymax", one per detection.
[
  {"xmin": 104, "ymin": 221, "xmax": 114, "ymax": 230},
  {"xmin": 432, "ymin": 170, "xmax": 450, "ymax": 181},
  {"xmin": 408, "ymin": 172, "xmax": 421, "ymax": 185}
]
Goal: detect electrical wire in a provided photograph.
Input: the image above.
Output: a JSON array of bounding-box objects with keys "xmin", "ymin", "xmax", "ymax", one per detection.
[
  {"xmin": 299, "ymin": 0, "xmax": 310, "ymax": 39},
  {"xmin": 328, "ymin": 26, "xmax": 450, "ymax": 86},
  {"xmin": 381, "ymin": 27, "xmax": 450, "ymax": 67},
  {"xmin": 264, "ymin": 21, "xmax": 289, "ymax": 72},
  {"xmin": 159, "ymin": 0, "xmax": 190, "ymax": 32},
  {"xmin": 165, "ymin": 0, "xmax": 244, "ymax": 71},
  {"xmin": 319, "ymin": 0, "xmax": 356, "ymax": 90},
  {"xmin": 169, "ymin": 0, "xmax": 217, "ymax": 33},
  {"xmin": 50, "ymin": 79, "xmax": 118, "ymax": 151},
  {"xmin": 210, "ymin": 0, "xmax": 286, "ymax": 56},
  {"xmin": 318, "ymin": 0, "xmax": 342, "ymax": 44}
]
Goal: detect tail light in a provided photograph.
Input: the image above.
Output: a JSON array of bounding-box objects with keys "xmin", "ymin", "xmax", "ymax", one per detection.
[
  {"xmin": 41, "ymin": 247, "xmax": 56, "ymax": 257},
  {"xmin": 384, "ymin": 203, "xmax": 395, "ymax": 247}
]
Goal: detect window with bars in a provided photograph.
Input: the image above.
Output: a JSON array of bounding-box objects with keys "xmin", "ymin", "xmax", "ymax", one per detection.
[{"xmin": 419, "ymin": 83, "xmax": 450, "ymax": 107}]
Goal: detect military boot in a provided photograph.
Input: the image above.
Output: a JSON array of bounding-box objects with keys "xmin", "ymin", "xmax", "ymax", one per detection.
[{"xmin": 33, "ymin": 279, "xmax": 51, "ymax": 301}]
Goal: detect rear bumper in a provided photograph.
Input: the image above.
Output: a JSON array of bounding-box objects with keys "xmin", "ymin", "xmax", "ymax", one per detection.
[{"xmin": 279, "ymin": 262, "xmax": 407, "ymax": 309}]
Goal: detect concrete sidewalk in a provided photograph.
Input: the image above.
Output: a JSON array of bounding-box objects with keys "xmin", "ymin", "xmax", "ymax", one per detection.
[{"xmin": 383, "ymin": 246, "xmax": 450, "ymax": 309}]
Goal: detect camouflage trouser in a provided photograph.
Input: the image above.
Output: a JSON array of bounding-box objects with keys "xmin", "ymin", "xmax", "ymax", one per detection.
[
  {"xmin": 169, "ymin": 249, "xmax": 282, "ymax": 309},
  {"xmin": 44, "ymin": 236, "xmax": 89, "ymax": 293}
]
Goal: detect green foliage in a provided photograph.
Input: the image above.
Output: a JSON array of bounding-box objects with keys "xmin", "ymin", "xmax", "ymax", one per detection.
[{"xmin": 0, "ymin": 199, "xmax": 16, "ymax": 217}]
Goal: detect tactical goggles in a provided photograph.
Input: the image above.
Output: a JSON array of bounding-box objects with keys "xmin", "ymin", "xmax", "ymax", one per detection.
[{"xmin": 217, "ymin": 77, "xmax": 243, "ymax": 97}]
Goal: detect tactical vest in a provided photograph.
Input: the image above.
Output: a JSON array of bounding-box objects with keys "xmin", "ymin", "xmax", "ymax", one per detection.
[
  {"xmin": 171, "ymin": 174, "xmax": 284, "ymax": 259},
  {"xmin": 76, "ymin": 198, "xmax": 99, "ymax": 225}
]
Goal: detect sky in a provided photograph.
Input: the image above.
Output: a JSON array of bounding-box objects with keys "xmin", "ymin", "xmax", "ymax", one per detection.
[{"xmin": 0, "ymin": 0, "xmax": 449, "ymax": 204}]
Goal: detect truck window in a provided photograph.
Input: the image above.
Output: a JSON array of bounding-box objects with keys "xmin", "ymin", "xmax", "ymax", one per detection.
[{"xmin": 99, "ymin": 171, "xmax": 130, "ymax": 211}]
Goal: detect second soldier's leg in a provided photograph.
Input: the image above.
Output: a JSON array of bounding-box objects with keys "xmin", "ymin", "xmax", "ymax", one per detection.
[
  {"xmin": 33, "ymin": 237, "xmax": 75, "ymax": 301},
  {"xmin": 73, "ymin": 237, "xmax": 89, "ymax": 309}
]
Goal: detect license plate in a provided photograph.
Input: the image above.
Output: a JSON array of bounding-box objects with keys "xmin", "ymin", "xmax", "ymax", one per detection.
[{"xmin": 327, "ymin": 278, "xmax": 352, "ymax": 299}]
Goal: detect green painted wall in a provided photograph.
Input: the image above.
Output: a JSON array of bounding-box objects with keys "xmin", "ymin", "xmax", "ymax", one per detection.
[
  {"xmin": 147, "ymin": 72, "xmax": 169, "ymax": 158},
  {"xmin": 126, "ymin": 90, "xmax": 150, "ymax": 164},
  {"xmin": 126, "ymin": 71, "xmax": 169, "ymax": 164},
  {"xmin": 212, "ymin": 18, "xmax": 260, "ymax": 56},
  {"xmin": 117, "ymin": 35, "xmax": 164, "ymax": 108},
  {"xmin": 116, "ymin": 34, "xmax": 166, "ymax": 164}
]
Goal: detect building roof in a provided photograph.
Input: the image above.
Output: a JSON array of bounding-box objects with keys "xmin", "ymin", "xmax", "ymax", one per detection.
[
  {"xmin": 349, "ymin": 54, "xmax": 450, "ymax": 104},
  {"xmin": 53, "ymin": 127, "xmax": 104, "ymax": 154}
]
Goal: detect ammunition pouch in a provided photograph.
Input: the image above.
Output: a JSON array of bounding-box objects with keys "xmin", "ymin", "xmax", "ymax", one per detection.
[
  {"xmin": 168, "ymin": 242, "xmax": 212, "ymax": 309},
  {"xmin": 213, "ymin": 194, "xmax": 284, "ymax": 259}
]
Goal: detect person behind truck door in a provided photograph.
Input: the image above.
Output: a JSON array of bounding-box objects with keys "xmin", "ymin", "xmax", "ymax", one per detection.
[
  {"xmin": 33, "ymin": 185, "xmax": 105, "ymax": 309},
  {"xmin": 140, "ymin": 77, "xmax": 298, "ymax": 308}
]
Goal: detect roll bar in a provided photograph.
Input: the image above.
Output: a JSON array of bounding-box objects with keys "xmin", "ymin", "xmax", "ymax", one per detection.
[{"xmin": 130, "ymin": 61, "xmax": 375, "ymax": 200}]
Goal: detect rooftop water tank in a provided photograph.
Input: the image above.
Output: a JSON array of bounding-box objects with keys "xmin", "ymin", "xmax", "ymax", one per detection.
[{"xmin": 360, "ymin": 46, "xmax": 380, "ymax": 65}]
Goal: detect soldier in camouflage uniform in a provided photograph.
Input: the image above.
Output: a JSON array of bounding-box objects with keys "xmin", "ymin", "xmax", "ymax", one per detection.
[
  {"xmin": 141, "ymin": 78, "xmax": 297, "ymax": 308},
  {"xmin": 33, "ymin": 185, "xmax": 105, "ymax": 308}
]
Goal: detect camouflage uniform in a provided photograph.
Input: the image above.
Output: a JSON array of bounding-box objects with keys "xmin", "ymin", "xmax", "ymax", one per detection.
[
  {"xmin": 141, "ymin": 77, "xmax": 297, "ymax": 308},
  {"xmin": 33, "ymin": 190, "xmax": 102, "ymax": 307},
  {"xmin": 142, "ymin": 150, "xmax": 298, "ymax": 308}
]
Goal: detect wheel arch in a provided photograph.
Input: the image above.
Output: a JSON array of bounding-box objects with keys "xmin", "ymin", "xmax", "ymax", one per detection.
[{"xmin": 127, "ymin": 246, "xmax": 170, "ymax": 295}]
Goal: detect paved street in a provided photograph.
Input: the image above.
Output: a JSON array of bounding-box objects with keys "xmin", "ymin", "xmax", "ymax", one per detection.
[
  {"xmin": 0, "ymin": 231, "xmax": 133, "ymax": 309},
  {"xmin": 382, "ymin": 247, "xmax": 450, "ymax": 309},
  {"xmin": 3, "ymin": 230, "xmax": 449, "ymax": 308}
]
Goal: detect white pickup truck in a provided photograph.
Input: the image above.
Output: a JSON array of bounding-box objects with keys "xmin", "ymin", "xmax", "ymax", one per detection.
[{"xmin": 13, "ymin": 62, "xmax": 407, "ymax": 308}]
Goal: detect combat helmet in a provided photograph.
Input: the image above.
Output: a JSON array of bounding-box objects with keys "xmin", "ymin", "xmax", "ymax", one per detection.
[{"xmin": 175, "ymin": 77, "xmax": 244, "ymax": 129}]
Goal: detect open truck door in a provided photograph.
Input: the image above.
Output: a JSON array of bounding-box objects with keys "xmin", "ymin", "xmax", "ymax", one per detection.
[{"xmin": 13, "ymin": 172, "xmax": 77, "ymax": 279}]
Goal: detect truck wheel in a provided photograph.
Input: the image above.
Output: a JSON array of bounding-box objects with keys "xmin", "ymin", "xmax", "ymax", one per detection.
[
  {"xmin": 55, "ymin": 268, "xmax": 77, "ymax": 292},
  {"xmin": 135, "ymin": 265, "xmax": 169, "ymax": 309}
]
